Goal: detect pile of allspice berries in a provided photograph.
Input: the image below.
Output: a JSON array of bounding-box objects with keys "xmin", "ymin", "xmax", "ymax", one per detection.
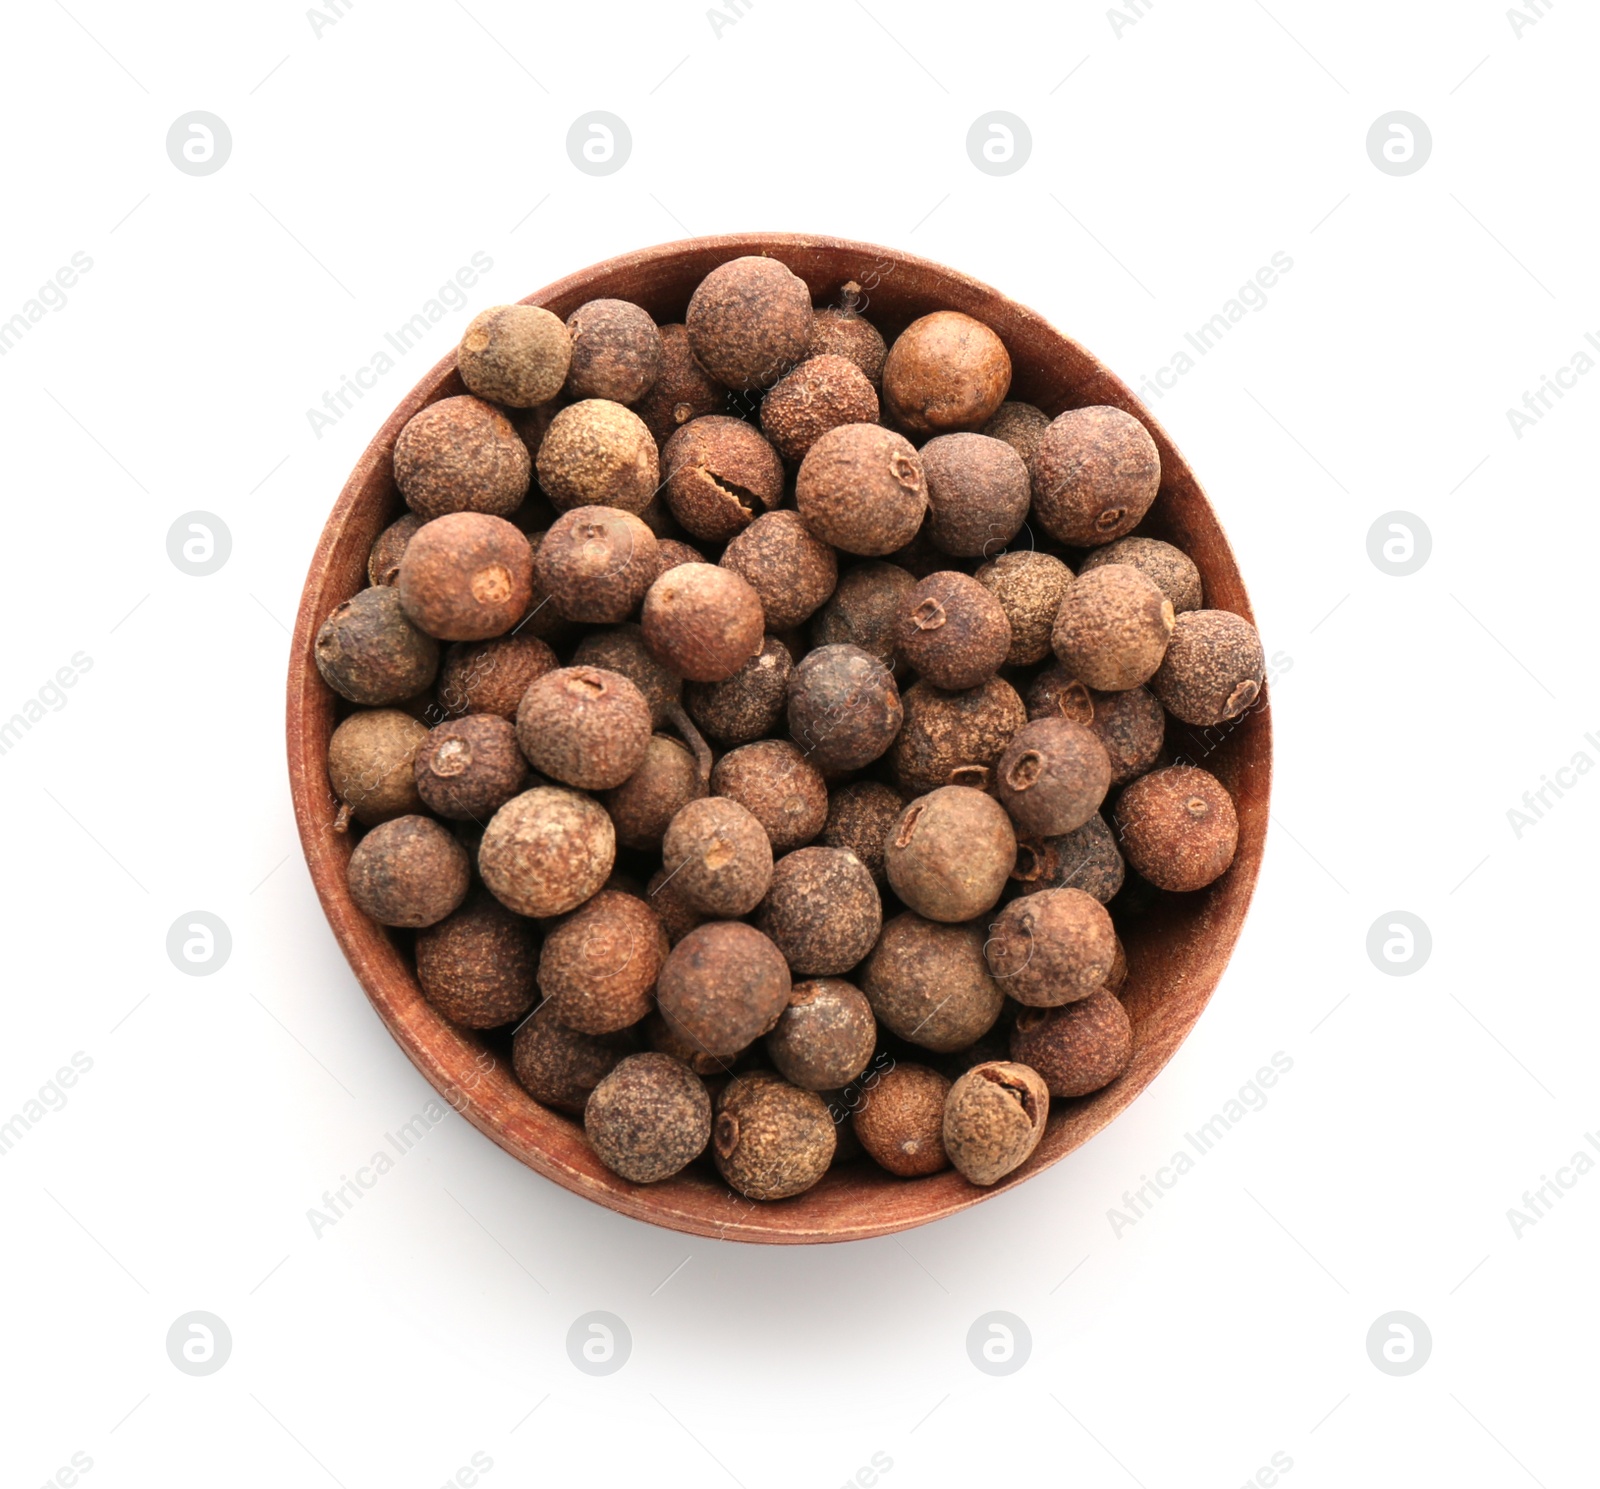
[{"xmin": 315, "ymin": 253, "xmax": 1266, "ymax": 1203}]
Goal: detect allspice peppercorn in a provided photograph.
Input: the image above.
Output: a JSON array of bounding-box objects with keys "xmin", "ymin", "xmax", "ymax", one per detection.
[
  {"xmin": 516, "ymin": 666, "xmax": 651, "ymax": 791},
  {"xmin": 539, "ymin": 890, "xmax": 669, "ymax": 1034},
  {"xmin": 755, "ymin": 847, "xmax": 882, "ymax": 975},
  {"xmin": 785, "ymin": 644, "xmax": 904, "ymax": 772},
  {"xmin": 943, "ymin": 1061, "xmax": 1050, "ymax": 1186},
  {"xmin": 657, "ymin": 922, "xmax": 792, "ymax": 1057},
  {"xmin": 533, "ymin": 505, "xmax": 658, "ymax": 624},
  {"xmin": 347, "ymin": 815, "xmax": 470, "ymax": 928},
  {"xmin": 882, "ymin": 311, "xmax": 1012, "ymax": 434},
  {"xmin": 327, "ymin": 709, "xmax": 428, "ymax": 827},
  {"xmin": 982, "ymin": 401, "xmax": 1051, "ymax": 465},
  {"xmin": 795, "ymin": 424, "xmax": 927, "ymax": 556},
  {"xmin": 888, "ymin": 676, "xmax": 1026, "ymax": 796},
  {"xmin": 1084, "ymin": 684, "xmax": 1165, "ymax": 786},
  {"xmin": 633, "ymin": 323, "xmax": 726, "ymax": 447},
  {"xmin": 368, "ymin": 513, "xmax": 422, "ymax": 586},
  {"xmin": 642, "ymin": 563, "xmax": 766, "ymax": 682},
  {"xmin": 572, "ymin": 624, "xmax": 681, "ymax": 727},
  {"xmin": 644, "ymin": 865, "xmax": 704, "ymax": 946},
  {"xmin": 661, "ymin": 416, "xmax": 785, "ymax": 543},
  {"xmin": 721, "ymin": 511, "xmax": 839, "ymax": 631},
  {"xmin": 585, "ymin": 1053, "xmax": 712, "ymax": 1184},
  {"xmin": 660, "ymin": 796, "xmax": 774, "ymax": 917},
  {"xmin": 644, "ymin": 1010, "xmax": 736, "ymax": 1077},
  {"xmin": 995, "ymin": 717, "xmax": 1112, "ymax": 836},
  {"xmin": 414, "ymin": 714, "xmax": 529, "ymax": 820},
  {"xmin": 810, "ymin": 561, "xmax": 915, "ymax": 664},
  {"xmin": 765, "ymin": 978, "xmax": 877, "ymax": 1090},
  {"xmin": 652, "ymin": 537, "xmax": 706, "ymax": 582},
  {"xmin": 806, "ymin": 306, "xmax": 888, "ymax": 386},
  {"xmin": 513, "ymin": 1008, "xmax": 634, "ymax": 1114},
  {"xmin": 685, "ymin": 255, "xmax": 814, "ymax": 390},
  {"xmin": 600, "ymin": 733, "xmax": 706, "ymax": 850},
  {"xmin": 1010, "ymin": 992, "xmax": 1133, "ymax": 1098},
  {"xmin": 984, "ymin": 888, "xmax": 1116, "ymax": 1006},
  {"xmin": 975, "ymin": 551, "xmax": 1074, "ymax": 666},
  {"xmin": 1051, "ymin": 564, "xmax": 1175, "ymax": 691},
  {"xmin": 457, "ymin": 304, "xmax": 571, "ymax": 407},
  {"xmin": 437, "ymin": 633, "xmax": 558, "ymax": 721},
  {"xmin": 397, "ymin": 513, "xmax": 534, "ymax": 641},
  {"xmin": 895, "ymin": 572, "xmax": 1012, "ymax": 691},
  {"xmin": 684, "ymin": 636, "xmax": 792, "ymax": 745},
  {"xmin": 710, "ymin": 739, "xmax": 829, "ymax": 854},
  {"xmin": 479, "ymin": 786, "xmax": 616, "ymax": 918},
  {"xmin": 1012, "ymin": 812, "xmax": 1126, "ymax": 905},
  {"xmin": 415, "ymin": 890, "xmax": 538, "ymax": 1028},
  {"xmin": 713, "ymin": 1072, "xmax": 836, "ymax": 1200},
  {"xmin": 517, "ymin": 531, "xmax": 576, "ymax": 644},
  {"xmin": 1080, "ymin": 535, "xmax": 1203, "ymax": 613},
  {"xmin": 852, "ymin": 1063, "xmax": 951, "ymax": 1177},
  {"xmin": 315, "ymin": 585, "xmax": 439, "ymax": 705},
  {"xmin": 564, "ymin": 298, "xmax": 664, "ymax": 404},
  {"xmin": 1029, "ymin": 405, "xmax": 1160, "ymax": 545},
  {"xmin": 535, "ymin": 399, "xmax": 659, "ymax": 514},
  {"xmin": 862, "ymin": 914, "xmax": 1004, "ymax": 1052},
  {"xmin": 394, "ymin": 395, "xmax": 531, "ymax": 520},
  {"xmin": 820, "ymin": 781, "xmax": 905, "ymax": 885},
  {"xmin": 760, "ymin": 354, "xmax": 880, "ymax": 462},
  {"xmin": 920, "ymin": 433, "xmax": 1031, "ymax": 557},
  {"xmin": 884, "ymin": 786, "xmax": 1016, "ymax": 922},
  {"xmin": 1150, "ymin": 609, "xmax": 1266, "ymax": 726},
  {"xmin": 1113, "ymin": 764, "xmax": 1239, "ymax": 892}
]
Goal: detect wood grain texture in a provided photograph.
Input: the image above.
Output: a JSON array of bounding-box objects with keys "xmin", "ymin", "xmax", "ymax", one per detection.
[{"xmin": 286, "ymin": 233, "xmax": 1273, "ymax": 1244}]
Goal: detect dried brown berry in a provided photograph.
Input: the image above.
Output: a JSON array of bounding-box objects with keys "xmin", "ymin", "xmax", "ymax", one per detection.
[
  {"xmin": 600, "ymin": 734, "xmax": 706, "ymax": 850},
  {"xmin": 315, "ymin": 586, "xmax": 440, "ymax": 705},
  {"xmin": 513, "ymin": 1008, "xmax": 634, "ymax": 1114},
  {"xmin": 943, "ymin": 1060, "xmax": 1049, "ymax": 1185},
  {"xmin": 1012, "ymin": 813, "xmax": 1125, "ymax": 905},
  {"xmin": 756, "ymin": 847, "xmax": 882, "ymax": 976},
  {"xmin": 820, "ymin": 781, "xmax": 905, "ymax": 885},
  {"xmin": 888, "ymin": 677, "xmax": 1026, "ymax": 795},
  {"xmin": 456, "ymin": 304, "xmax": 570, "ymax": 407},
  {"xmin": 1010, "ymin": 992, "xmax": 1133, "ymax": 1097},
  {"xmin": 806, "ymin": 307, "xmax": 888, "ymax": 385},
  {"xmin": 684, "ymin": 636, "xmax": 791, "ymax": 745},
  {"xmin": 660, "ymin": 415, "xmax": 785, "ymax": 543},
  {"xmin": 984, "ymin": 888, "xmax": 1116, "ymax": 1006},
  {"xmin": 884, "ymin": 786, "xmax": 1016, "ymax": 922},
  {"xmin": 585, "ymin": 1053, "xmax": 711, "ymax": 1183},
  {"xmin": 795, "ymin": 424, "xmax": 927, "ymax": 556},
  {"xmin": 786, "ymin": 644, "xmax": 904, "ymax": 774},
  {"xmin": 643, "ymin": 1009, "xmax": 737, "ymax": 1076},
  {"xmin": 660, "ymin": 796, "xmax": 774, "ymax": 917},
  {"xmin": 633, "ymin": 323, "xmax": 726, "ymax": 446},
  {"xmin": 981, "ymin": 401, "xmax": 1051, "ymax": 465},
  {"xmin": 657, "ymin": 922, "xmax": 791, "ymax": 1058},
  {"xmin": 479, "ymin": 786, "xmax": 616, "ymax": 918},
  {"xmin": 765, "ymin": 978, "xmax": 877, "ymax": 1090},
  {"xmin": 394, "ymin": 395, "xmax": 531, "ymax": 520},
  {"xmin": 1113, "ymin": 764, "xmax": 1238, "ymax": 892},
  {"xmin": 810, "ymin": 561, "xmax": 915, "ymax": 663},
  {"xmin": 653, "ymin": 537, "xmax": 705, "ymax": 576},
  {"xmin": 437, "ymin": 634, "xmax": 559, "ymax": 721},
  {"xmin": 920, "ymin": 433, "xmax": 1031, "ymax": 557},
  {"xmin": 760, "ymin": 354, "xmax": 880, "ymax": 462},
  {"xmin": 686, "ymin": 256, "xmax": 814, "ymax": 391},
  {"xmin": 368, "ymin": 513, "xmax": 422, "ymax": 586},
  {"xmin": 862, "ymin": 913, "xmax": 1005, "ymax": 1052},
  {"xmin": 347, "ymin": 815, "xmax": 470, "ymax": 928},
  {"xmin": 975, "ymin": 551, "xmax": 1074, "ymax": 666},
  {"xmin": 517, "ymin": 531, "xmax": 577, "ymax": 643},
  {"xmin": 534, "ymin": 505, "xmax": 658, "ymax": 624},
  {"xmin": 852, "ymin": 1063, "xmax": 951, "ymax": 1176},
  {"xmin": 1025, "ymin": 662, "xmax": 1092, "ymax": 725},
  {"xmin": 571, "ymin": 624, "xmax": 681, "ymax": 726},
  {"xmin": 895, "ymin": 572, "xmax": 1011, "ymax": 691},
  {"xmin": 1086, "ymin": 684, "xmax": 1165, "ymax": 785},
  {"xmin": 882, "ymin": 311, "xmax": 1011, "ymax": 434},
  {"xmin": 644, "ymin": 866, "xmax": 705, "ymax": 946},
  {"xmin": 713, "ymin": 1072, "xmax": 835, "ymax": 1199},
  {"xmin": 414, "ymin": 714, "xmax": 529, "ymax": 820},
  {"xmin": 536, "ymin": 399, "xmax": 659, "ymax": 514},
  {"xmin": 1051, "ymin": 565, "xmax": 1175, "ymax": 691},
  {"xmin": 642, "ymin": 563, "xmax": 765, "ymax": 682},
  {"xmin": 710, "ymin": 740, "xmax": 828, "ymax": 855},
  {"xmin": 538, "ymin": 890, "xmax": 668, "ymax": 1034},
  {"xmin": 995, "ymin": 717, "xmax": 1112, "ymax": 836},
  {"xmin": 1151, "ymin": 610, "xmax": 1267, "ymax": 726},
  {"xmin": 564, "ymin": 298, "xmax": 663, "ymax": 404},
  {"xmin": 1029, "ymin": 405, "xmax": 1160, "ymax": 545},
  {"xmin": 328, "ymin": 709, "xmax": 428, "ymax": 827},
  {"xmin": 721, "ymin": 511, "xmax": 838, "ymax": 630},
  {"xmin": 397, "ymin": 513, "xmax": 534, "ymax": 641},
  {"xmin": 1080, "ymin": 535, "xmax": 1203, "ymax": 613},
  {"xmin": 415, "ymin": 890, "xmax": 538, "ymax": 1027},
  {"xmin": 516, "ymin": 666, "xmax": 652, "ymax": 790}
]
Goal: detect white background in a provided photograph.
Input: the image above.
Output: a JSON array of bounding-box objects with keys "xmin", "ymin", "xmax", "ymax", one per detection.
[{"xmin": 1, "ymin": 1, "xmax": 1595, "ymax": 1485}]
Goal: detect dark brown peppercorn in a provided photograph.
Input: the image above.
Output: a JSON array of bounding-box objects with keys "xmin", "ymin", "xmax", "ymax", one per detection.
[
  {"xmin": 896, "ymin": 571, "xmax": 1012, "ymax": 692},
  {"xmin": 513, "ymin": 1008, "xmax": 634, "ymax": 1114},
  {"xmin": 601, "ymin": 734, "xmax": 706, "ymax": 850},
  {"xmin": 538, "ymin": 889, "xmax": 668, "ymax": 1034},
  {"xmin": 684, "ymin": 636, "xmax": 791, "ymax": 744},
  {"xmin": 645, "ymin": 866, "xmax": 705, "ymax": 946},
  {"xmin": 394, "ymin": 395, "xmax": 531, "ymax": 520},
  {"xmin": 786, "ymin": 643, "xmax": 906, "ymax": 776},
  {"xmin": 328, "ymin": 709, "xmax": 428, "ymax": 827},
  {"xmin": 564, "ymin": 298, "xmax": 663, "ymax": 404},
  {"xmin": 397, "ymin": 512, "xmax": 534, "ymax": 641},
  {"xmin": 686, "ymin": 256, "xmax": 814, "ymax": 391},
  {"xmin": 984, "ymin": 888, "xmax": 1116, "ymax": 1006},
  {"xmin": 315, "ymin": 586, "xmax": 440, "ymax": 705},
  {"xmin": 437, "ymin": 634, "xmax": 559, "ymax": 721},
  {"xmin": 661, "ymin": 415, "xmax": 785, "ymax": 543},
  {"xmin": 1080, "ymin": 535, "xmax": 1203, "ymax": 613},
  {"xmin": 368, "ymin": 513, "xmax": 422, "ymax": 586},
  {"xmin": 347, "ymin": 815, "xmax": 470, "ymax": 928},
  {"xmin": 888, "ymin": 676, "xmax": 1026, "ymax": 795},
  {"xmin": 644, "ymin": 1009, "xmax": 737, "ymax": 1076},
  {"xmin": 1010, "ymin": 993, "xmax": 1133, "ymax": 1097},
  {"xmin": 760, "ymin": 354, "xmax": 880, "ymax": 462},
  {"xmin": 882, "ymin": 311, "xmax": 1012, "ymax": 434},
  {"xmin": 414, "ymin": 714, "xmax": 529, "ymax": 820},
  {"xmin": 1113, "ymin": 765, "xmax": 1239, "ymax": 892},
  {"xmin": 534, "ymin": 505, "xmax": 658, "ymax": 624},
  {"xmin": 660, "ymin": 796, "xmax": 774, "ymax": 917},
  {"xmin": 1151, "ymin": 610, "xmax": 1267, "ymax": 726},
  {"xmin": 633, "ymin": 323, "xmax": 726, "ymax": 447},
  {"xmin": 457, "ymin": 304, "xmax": 571, "ymax": 407},
  {"xmin": 756, "ymin": 847, "xmax": 882, "ymax": 975},
  {"xmin": 884, "ymin": 786, "xmax": 1016, "ymax": 922},
  {"xmin": 820, "ymin": 781, "xmax": 905, "ymax": 885},
  {"xmin": 642, "ymin": 562, "xmax": 765, "ymax": 682},
  {"xmin": 920, "ymin": 433, "xmax": 1031, "ymax": 557},
  {"xmin": 810, "ymin": 561, "xmax": 915, "ymax": 664},
  {"xmin": 981, "ymin": 401, "xmax": 1051, "ymax": 465},
  {"xmin": 1029, "ymin": 405, "xmax": 1160, "ymax": 545},
  {"xmin": 1085, "ymin": 684, "xmax": 1165, "ymax": 785},
  {"xmin": 710, "ymin": 739, "xmax": 829, "ymax": 854},
  {"xmin": 975, "ymin": 552, "xmax": 1074, "ymax": 666},
  {"xmin": 713, "ymin": 1072, "xmax": 835, "ymax": 1199},
  {"xmin": 852, "ymin": 1063, "xmax": 951, "ymax": 1176},
  {"xmin": 415, "ymin": 890, "xmax": 538, "ymax": 1027},
  {"xmin": 1051, "ymin": 565, "xmax": 1175, "ymax": 691},
  {"xmin": 806, "ymin": 306, "xmax": 888, "ymax": 386},
  {"xmin": 652, "ymin": 537, "xmax": 705, "ymax": 578},
  {"xmin": 585, "ymin": 1053, "xmax": 712, "ymax": 1183},
  {"xmin": 721, "ymin": 511, "xmax": 839, "ymax": 630},
  {"xmin": 517, "ymin": 531, "xmax": 576, "ymax": 644},
  {"xmin": 1025, "ymin": 662, "xmax": 1093, "ymax": 726},
  {"xmin": 765, "ymin": 978, "xmax": 877, "ymax": 1090},
  {"xmin": 536, "ymin": 399, "xmax": 659, "ymax": 514},
  {"xmin": 795, "ymin": 424, "xmax": 927, "ymax": 556},
  {"xmin": 479, "ymin": 786, "xmax": 616, "ymax": 918},
  {"xmin": 943, "ymin": 1060, "xmax": 1049, "ymax": 1185},
  {"xmin": 572, "ymin": 624, "xmax": 681, "ymax": 727},
  {"xmin": 657, "ymin": 922, "xmax": 792, "ymax": 1058},
  {"xmin": 995, "ymin": 717, "xmax": 1112, "ymax": 836},
  {"xmin": 862, "ymin": 913, "xmax": 1005, "ymax": 1052},
  {"xmin": 516, "ymin": 666, "xmax": 652, "ymax": 791},
  {"xmin": 1011, "ymin": 812, "xmax": 1125, "ymax": 904}
]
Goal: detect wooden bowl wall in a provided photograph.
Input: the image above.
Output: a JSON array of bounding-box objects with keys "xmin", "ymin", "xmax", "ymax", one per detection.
[{"xmin": 286, "ymin": 233, "xmax": 1272, "ymax": 1244}]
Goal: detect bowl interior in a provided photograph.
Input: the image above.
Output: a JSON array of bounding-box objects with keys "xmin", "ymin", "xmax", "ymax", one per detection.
[{"xmin": 286, "ymin": 233, "xmax": 1271, "ymax": 1243}]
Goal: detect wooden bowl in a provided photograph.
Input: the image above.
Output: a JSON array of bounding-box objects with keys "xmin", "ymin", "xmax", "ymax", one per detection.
[{"xmin": 287, "ymin": 233, "xmax": 1271, "ymax": 1244}]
